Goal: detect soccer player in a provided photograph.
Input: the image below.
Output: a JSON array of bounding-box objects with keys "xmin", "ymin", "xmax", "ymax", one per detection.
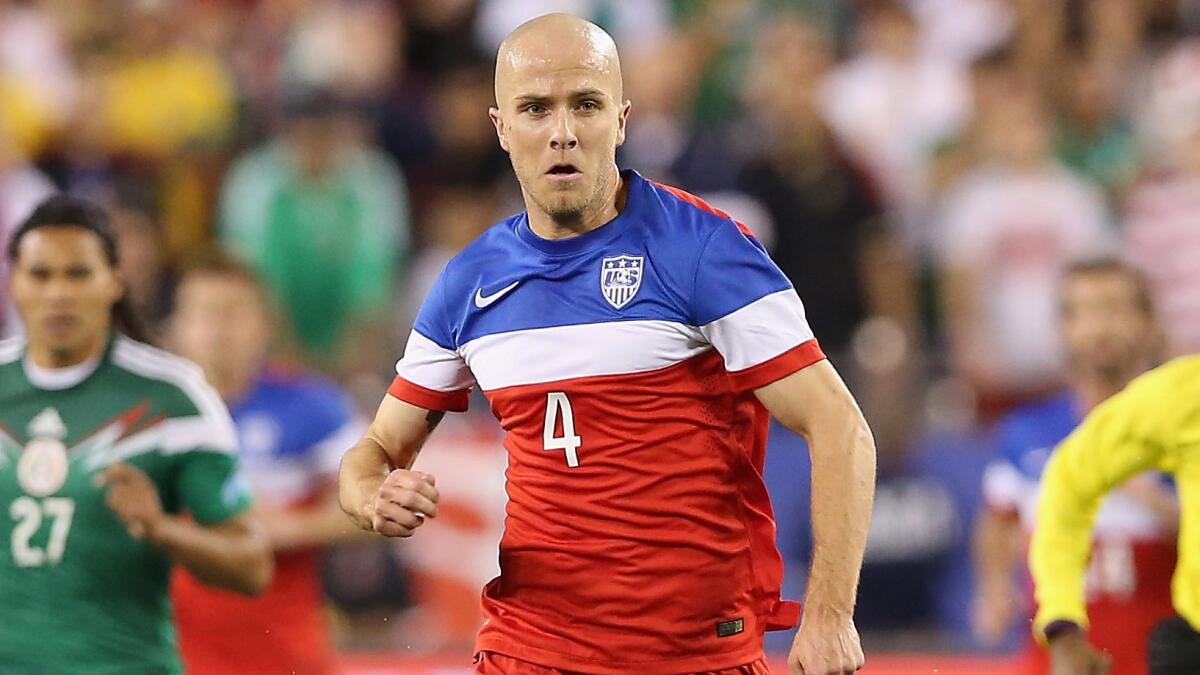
[
  {"xmin": 0, "ymin": 196, "xmax": 272, "ymax": 673},
  {"xmin": 1031, "ymin": 352, "xmax": 1200, "ymax": 675},
  {"xmin": 973, "ymin": 259, "xmax": 1176, "ymax": 674},
  {"xmin": 168, "ymin": 255, "xmax": 366, "ymax": 675},
  {"xmin": 338, "ymin": 13, "xmax": 876, "ymax": 675}
]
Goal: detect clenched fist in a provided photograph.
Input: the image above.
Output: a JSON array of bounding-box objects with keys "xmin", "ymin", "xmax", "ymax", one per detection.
[
  {"xmin": 97, "ymin": 463, "xmax": 165, "ymax": 540},
  {"xmin": 366, "ymin": 470, "xmax": 439, "ymax": 538}
]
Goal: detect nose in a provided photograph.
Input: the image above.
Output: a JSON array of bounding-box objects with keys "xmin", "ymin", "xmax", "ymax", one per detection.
[{"xmin": 549, "ymin": 109, "xmax": 578, "ymax": 151}]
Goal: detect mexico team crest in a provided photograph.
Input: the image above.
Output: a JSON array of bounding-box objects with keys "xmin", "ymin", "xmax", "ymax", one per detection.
[{"xmin": 600, "ymin": 255, "xmax": 644, "ymax": 309}]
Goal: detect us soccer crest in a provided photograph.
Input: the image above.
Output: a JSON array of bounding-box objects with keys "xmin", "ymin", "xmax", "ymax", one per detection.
[
  {"xmin": 600, "ymin": 255, "xmax": 644, "ymax": 309},
  {"xmin": 18, "ymin": 408, "xmax": 70, "ymax": 497}
]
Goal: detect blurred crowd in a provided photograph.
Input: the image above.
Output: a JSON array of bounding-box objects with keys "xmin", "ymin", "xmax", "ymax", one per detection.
[{"xmin": 3, "ymin": 0, "xmax": 1200, "ymax": 657}]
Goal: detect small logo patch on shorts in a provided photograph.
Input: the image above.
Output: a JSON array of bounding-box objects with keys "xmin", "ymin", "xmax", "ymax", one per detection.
[{"xmin": 716, "ymin": 618, "xmax": 745, "ymax": 638}]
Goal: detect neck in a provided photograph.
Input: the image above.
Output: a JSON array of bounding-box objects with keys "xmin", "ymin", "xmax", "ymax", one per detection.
[
  {"xmin": 1071, "ymin": 367, "xmax": 1138, "ymax": 412},
  {"xmin": 28, "ymin": 332, "xmax": 108, "ymax": 370},
  {"xmin": 209, "ymin": 367, "xmax": 257, "ymax": 404},
  {"xmin": 526, "ymin": 168, "xmax": 626, "ymax": 241}
]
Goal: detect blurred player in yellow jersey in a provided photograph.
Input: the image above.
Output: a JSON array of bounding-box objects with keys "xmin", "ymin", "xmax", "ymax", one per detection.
[{"xmin": 1031, "ymin": 355, "xmax": 1200, "ymax": 674}]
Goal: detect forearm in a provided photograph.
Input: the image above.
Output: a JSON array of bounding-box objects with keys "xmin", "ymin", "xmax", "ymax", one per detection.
[
  {"xmin": 974, "ymin": 510, "xmax": 1023, "ymax": 594},
  {"xmin": 338, "ymin": 438, "xmax": 401, "ymax": 530},
  {"xmin": 804, "ymin": 411, "xmax": 876, "ymax": 614},
  {"xmin": 149, "ymin": 516, "xmax": 272, "ymax": 596},
  {"xmin": 260, "ymin": 493, "xmax": 373, "ymax": 551}
]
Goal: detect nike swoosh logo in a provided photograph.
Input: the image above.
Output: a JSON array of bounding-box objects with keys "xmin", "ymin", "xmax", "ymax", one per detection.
[{"xmin": 474, "ymin": 281, "xmax": 520, "ymax": 308}]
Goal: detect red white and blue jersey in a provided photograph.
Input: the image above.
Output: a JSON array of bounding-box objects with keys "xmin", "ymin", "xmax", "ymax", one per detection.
[
  {"xmin": 388, "ymin": 170, "xmax": 825, "ymax": 673},
  {"xmin": 174, "ymin": 366, "xmax": 363, "ymax": 675}
]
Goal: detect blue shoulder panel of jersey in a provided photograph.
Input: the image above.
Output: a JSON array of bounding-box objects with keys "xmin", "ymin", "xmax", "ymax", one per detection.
[
  {"xmin": 410, "ymin": 169, "xmax": 794, "ymax": 348},
  {"xmin": 993, "ymin": 391, "xmax": 1081, "ymax": 480},
  {"xmin": 230, "ymin": 367, "xmax": 355, "ymax": 461}
]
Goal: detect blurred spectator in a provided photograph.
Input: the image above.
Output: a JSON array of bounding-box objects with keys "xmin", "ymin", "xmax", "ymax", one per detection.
[
  {"xmin": 1052, "ymin": 52, "xmax": 1141, "ymax": 201},
  {"xmin": 0, "ymin": 0, "xmax": 76, "ymax": 157},
  {"xmin": 821, "ymin": 0, "xmax": 970, "ymax": 250},
  {"xmin": 738, "ymin": 14, "xmax": 914, "ymax": 351},
  {"xmin": 972, "ymin": 260, "xmax": 1174, "ymax": 674},
  {"xmin": 0, "ymin": 127, "xmax": 55, "ymax": 337},
  {"xmin": 907, "ymin": 0, "xmax": 1014, "ymax": 65},
  {"xmin": 107, "ymin": 180, "xmax": 176, "ymax": 339},
  {"xmin": 474, "ymin": 0, "xmax": 671, "ymax": 55},
  {"xmin": 619, "ymin": 30, "xmax": 703, "ymax": 183},
  {"xmin": 99, "ymin": 0, "xmax": 236, "ymax": 158},
  {"xmin": 218, "ymin": 89, "xmax": 410, "ymax": 380},
  {"xmin": 1125, "ymin": 124, "xmax": 1200, "ymax": 356},
  {"xmin": 284, "ymin": 0, "xmax": 402, "ymax": 102},
  {"xmin": 937, "ymin": 83, "xmax": 1114, "ymax": 411},
  {"xmin": 169, "ymin": 255, "xmax": 367, "ymax": 675}
]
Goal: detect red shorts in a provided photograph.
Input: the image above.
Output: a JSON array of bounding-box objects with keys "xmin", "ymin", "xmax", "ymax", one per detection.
[{"xmin": 475, "ymin": 651, "xmax": 771, "ymax": 675}]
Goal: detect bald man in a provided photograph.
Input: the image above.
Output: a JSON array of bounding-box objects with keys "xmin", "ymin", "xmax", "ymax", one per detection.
[{"xmin": 339, "ymin": 14, "xmax": 875, "ymax": 675}]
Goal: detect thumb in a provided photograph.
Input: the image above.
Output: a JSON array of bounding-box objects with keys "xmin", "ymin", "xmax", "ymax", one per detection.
[
  {"xmin": 415, "ymin": 471, "xmax": 437, "ymax": 486},
  {"xmin": 97, "ymin": 463, "xmax": 133, "ymax": 486}
]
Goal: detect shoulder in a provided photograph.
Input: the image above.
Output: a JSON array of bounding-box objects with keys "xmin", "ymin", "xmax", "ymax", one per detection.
[
  {"xmin": 640, "ymin": 176, "xmax": 754, "ymax": 246},
  {"xmin": 109, "ymin": 337, "xmax": 227, "ymax": 421},
  {"xmin": 0, "ymin": 337, "xmax": 23, "ymax": 367},
  {"xmin": 434, "ymin": 213, "xmax": 527, "ymax": 297},
  {"xmin": 257, "ymin": 366, "xmax": 354, "ymax": 419},
  {"xmin": 1125, "ymin": 356, "xmax": 1200, "ymax": 408}
]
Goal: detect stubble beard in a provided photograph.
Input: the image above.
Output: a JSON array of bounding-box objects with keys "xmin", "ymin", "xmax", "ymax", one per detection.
[{"xmin": 528, "ymin": 168, "xmax": 612, "ymax": 228}]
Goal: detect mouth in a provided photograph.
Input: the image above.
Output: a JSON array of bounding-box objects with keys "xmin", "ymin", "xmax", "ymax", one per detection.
[
  {"xmin": 42, "ymin": 314, "xmax": 79, "ymax": 333},
  {"xmin": 545, "ymin": 163, "xmax": 582, "ymax": 182}
]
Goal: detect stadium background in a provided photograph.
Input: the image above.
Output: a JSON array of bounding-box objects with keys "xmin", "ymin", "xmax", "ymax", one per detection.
[{"xmin": 2, "ymin": 0, "xmax": 1200, "ymax": 672}]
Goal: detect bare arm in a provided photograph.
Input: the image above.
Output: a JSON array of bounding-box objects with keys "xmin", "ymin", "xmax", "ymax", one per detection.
[
  {"xmin": 755, "ymin": 360, "xmax": 876, "ymax": 673},
  {"xmin": 150, "ymin": 514, "xmax": 272, "ymax": 595},
  {"xmin": 101, "ymin": 463, "xmax": 272, "ymax": 596},
  {"xmin": 338, "ymin": 395, "xmax": 444, "ymax": 535},
  {"xmin": 972, "ymin": 508, "xmax": 1025, "ymax": 645},
  {"xmin": 255, "ymin": 486, "xmax": 375, "ymax": 552}
]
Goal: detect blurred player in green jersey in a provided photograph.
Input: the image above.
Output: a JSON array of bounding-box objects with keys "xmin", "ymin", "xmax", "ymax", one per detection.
[{"xmin": 0, "ymin": 196, "xmax": 272, "ymax": 674}]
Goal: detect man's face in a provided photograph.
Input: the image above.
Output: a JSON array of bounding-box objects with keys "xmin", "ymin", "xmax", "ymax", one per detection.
[
  {"xmin": 1061, "ymin": 272, "xmax": 1155, "ymax": 380},
  {"xmin": 170, "ymin": 274, "xmax": 270, "ymax": 392},
  {"xmin": 490, "ymin": 44, "xmax": 630, "ymax": 223},
  {"xmin": 10, "ymin": 227, "xmax": 121, "ymax": 361}
]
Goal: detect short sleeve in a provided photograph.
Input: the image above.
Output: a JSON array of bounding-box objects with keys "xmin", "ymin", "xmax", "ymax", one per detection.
[
  {"xmin": 177, "ymin": 451, "xmax": 253, "ymax": 525},
  {"xmin": 389, "ymin": 267, "xmax": 475, "ymax": 411},
  {"xmin": 692, "ymin": 220, "xmax": 825, "ymax": 391},
  {"xmin": 304, "ymin": 387, "xmax": 367, "ymax": 479},
  {"xmin": 982, "ymin": 421, "xmax": 1027, "ymax": 513}
]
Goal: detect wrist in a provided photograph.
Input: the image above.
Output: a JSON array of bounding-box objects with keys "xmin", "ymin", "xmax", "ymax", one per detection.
[
  {"xmin": 143, "ymin": 512, "xmax": 178, "ymax": 547},
  {"xmin": 1045, "ymin": 620, "xmax": 1083, "ymax": 645}
]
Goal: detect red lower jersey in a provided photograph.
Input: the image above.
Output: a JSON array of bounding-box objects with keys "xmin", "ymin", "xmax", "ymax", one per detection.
[
  {"xmin": 172, "ymin": 550, "xmax": 333, "ymax": 675},
  {"xmin": 1019, "ymin": 538, "xmax": 1177, "ymax": 675}
]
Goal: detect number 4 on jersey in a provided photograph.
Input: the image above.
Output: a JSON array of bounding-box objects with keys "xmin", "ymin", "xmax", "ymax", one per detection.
[{"xmin": 543, "ymin": 392, "xmax": 582, "ymax": 468}]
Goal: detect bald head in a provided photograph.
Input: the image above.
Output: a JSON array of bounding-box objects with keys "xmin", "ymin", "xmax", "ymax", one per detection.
[{"xmin": 495, "ymin": 13, "xmax": 623, "ymax": 104}]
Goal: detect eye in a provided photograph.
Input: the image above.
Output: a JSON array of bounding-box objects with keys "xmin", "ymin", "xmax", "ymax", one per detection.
[
  {"xmin": 65, "ymin": 267, "xmax": 93, "ymax": 280},
  {"xmin": 579, "ymin": 100, "xmax": 599, "ymax": 112},
  {"xmin": 523, "ymin": 103, "xmax": 546, "ymax": 115}
]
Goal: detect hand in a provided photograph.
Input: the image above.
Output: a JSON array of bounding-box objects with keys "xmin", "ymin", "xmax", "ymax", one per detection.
[
  {"xmin": 972, "ymin": 581, "xmax": 1021, "ymax": 645},
  {"xmin": 97, "ymin": 463, "xmax": 166, "ymax": 541},
  {"xmin": 1049, "ymin": 630, "xmax": 1110, "ymax": 675},
  {"xmin": 788, "ymin": 609, "xmax": 865, "ymax": 675},
  {"xmin": 365, "ymin": 470, "xmax": 439, "ymax": 538}
]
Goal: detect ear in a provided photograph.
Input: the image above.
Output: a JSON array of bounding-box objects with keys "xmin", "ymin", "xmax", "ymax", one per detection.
[
  {"xmin": 108, "ymin": 267, "xmax": 126, "ymax": 306},
  {"xmin": 615, "ymin": 100, "xmax": 631, "ymax": 148},
  {"xmin": 489, "ymin": 107, "xmax": 510, "ymax": 153}
]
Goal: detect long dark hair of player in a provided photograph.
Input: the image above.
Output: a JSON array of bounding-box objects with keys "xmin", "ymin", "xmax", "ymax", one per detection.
[{"xmin": 6, "ymin": 195, "xmax": 153, "ymax": 344}]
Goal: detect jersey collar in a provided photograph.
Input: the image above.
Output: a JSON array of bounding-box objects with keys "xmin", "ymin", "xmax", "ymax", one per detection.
[{"xmin": 22, "ymin": 336, "xmax": 110, "ymax": 391}]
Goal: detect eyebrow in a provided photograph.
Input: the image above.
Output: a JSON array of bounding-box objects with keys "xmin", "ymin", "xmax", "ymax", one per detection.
[{"xmin": 513, "ymin": 89, "xmax": 609, "ymax": 104}]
